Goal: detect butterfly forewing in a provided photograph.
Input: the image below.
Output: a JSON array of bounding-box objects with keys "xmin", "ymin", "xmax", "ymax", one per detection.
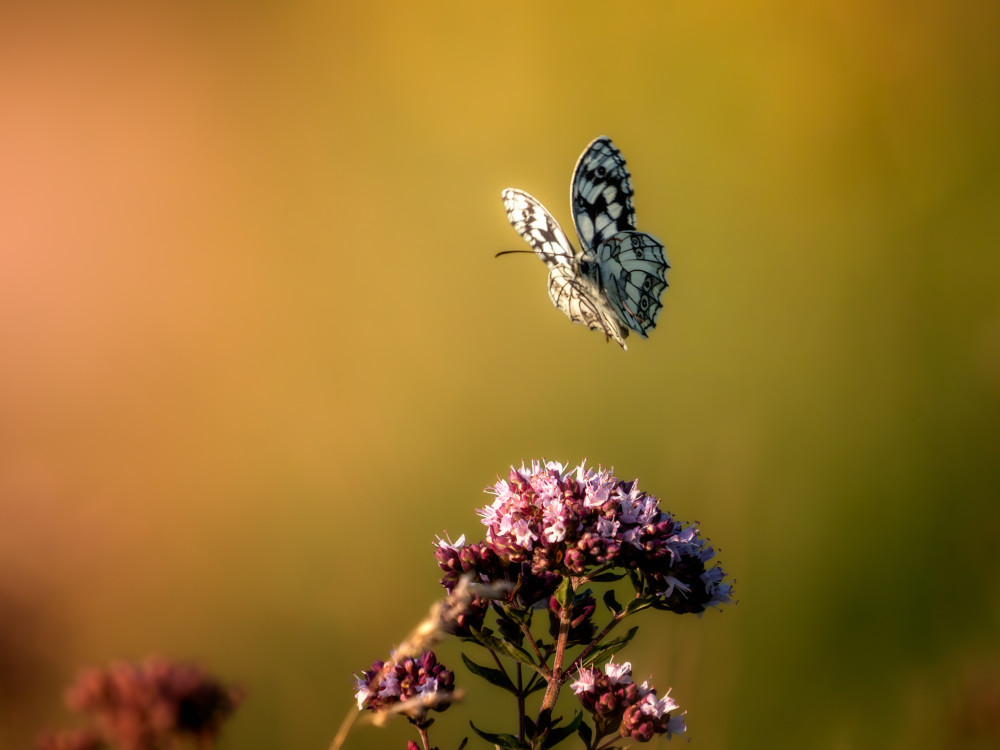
[
  {"xmin": 596, "ymin": 231, "xmax": 669, "ymax": 337},
  {"xmin": 547, "ymin": 265, "xmax": 629, "ymax": 349},
  {"xmin": 571, "ymin": 137, "xmax": 636, "ymax": 251},
  {"xmin": 501, "ymin": 188, "xmax": 575, "ymax": 268}
]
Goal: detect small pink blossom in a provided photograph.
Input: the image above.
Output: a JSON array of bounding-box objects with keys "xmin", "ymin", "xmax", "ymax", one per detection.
[
  {"xmin": 570, "ymin": 670, "xmax": 597, "ymax": 695},
  {"xmin": 604, "ymin": 660, "xmax": 633, "ymax": 685}
]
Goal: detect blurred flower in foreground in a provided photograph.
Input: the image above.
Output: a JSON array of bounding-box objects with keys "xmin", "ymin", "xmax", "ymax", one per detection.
[
  {"xmin": 60, "ymin": 656, "xmax": 243, "ymax": 750},
  {"xmin": 35, "ymin": 729, "xmax": 106, "ymax": 750},
  {"xmin": 354, "ymin": 650, "xmax": 455, "ymax": 725}
]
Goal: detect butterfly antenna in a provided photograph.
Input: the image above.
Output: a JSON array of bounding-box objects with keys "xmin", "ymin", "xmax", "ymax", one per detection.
[{"xmin": 494, "ymin": 250, "xmax": 537, "ymax": 258}]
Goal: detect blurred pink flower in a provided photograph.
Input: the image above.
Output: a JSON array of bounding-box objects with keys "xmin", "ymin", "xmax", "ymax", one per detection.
[{"xmin": 65, "ymin": 656, "xmax": 242, "ymax": 750}]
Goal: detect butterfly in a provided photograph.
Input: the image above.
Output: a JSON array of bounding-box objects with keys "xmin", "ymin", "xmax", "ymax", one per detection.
[{"xmin": 500, "ymin": 136, "xmax": 669, "ymax": 350}]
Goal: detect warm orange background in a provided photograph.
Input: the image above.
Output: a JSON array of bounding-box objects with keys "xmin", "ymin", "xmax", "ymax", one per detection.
[{"xmin": 2, "ymin": 2, "xmax": 999, "ymax": 749}]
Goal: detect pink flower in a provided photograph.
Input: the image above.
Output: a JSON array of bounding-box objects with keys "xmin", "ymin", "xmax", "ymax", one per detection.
[{"xmin": 64, "ymin": 656, "xmax": 242, "ymax": 750}]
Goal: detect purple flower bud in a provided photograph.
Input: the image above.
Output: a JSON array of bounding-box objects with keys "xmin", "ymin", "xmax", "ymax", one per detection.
[
  {"xmin": 442, "ymin": 595, "xmax": 489, "ymax": 637},
  {"xmin": 596, "ymin": 689, "xmax": 620, "ymax": 717},
  {"xmin": 515, "ymin": 565, "xmax": 561, "ymax": 607},
  {"xmin": 621, "ymin": 707, "xmax": 657, "ymax": 743}
]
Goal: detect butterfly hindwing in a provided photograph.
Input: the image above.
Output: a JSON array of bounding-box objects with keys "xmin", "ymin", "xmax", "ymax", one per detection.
[
  {"xmin": 501, "ymin": 188, "xmax": 575, "ymax": 268},
  {"xmin": 596, "ymin": 231, "xmax": 669, "ymax": 338},
  {"xmin": 571, "ymin": 136, "xmax": 636, "ymax": 251},
  {"xmin": 547, "ymin": 264, "xmax": 629, "ymax": 349}
]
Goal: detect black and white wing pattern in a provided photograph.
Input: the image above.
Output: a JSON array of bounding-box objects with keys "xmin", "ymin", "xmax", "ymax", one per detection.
[
  {"xmin": 501, "ymin": 189, "xmax": 575, "ymax": 268},
  {"xmin": 500, "ymin": 136, "xmax": 669, "ymax": 350},
  {"xmin": 548, "ymin": 264, "xmax": 629, "ymax": 348},
  {"xmin": 571, "ymin": 137, "xmax": 669, "ymax": 340},
  {"xmin": 502, "ymin": 187, "xmax": 627, "ymax": 346},
  {"xmin": 596, "ymin": 231, "xmax": 669, "ymax": 337},
  {"xmin": 571, "ymin": 137, "xmax": 636, "ymax": 251}
]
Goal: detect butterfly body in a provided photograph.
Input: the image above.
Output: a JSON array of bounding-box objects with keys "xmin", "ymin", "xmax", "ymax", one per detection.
[{"xmin": 501, "ymin": 137, "xmax": 668, "ymax": 350}]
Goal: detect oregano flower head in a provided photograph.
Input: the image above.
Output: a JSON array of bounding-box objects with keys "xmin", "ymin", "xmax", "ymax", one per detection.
[
  {"xmin": 351, "ymin": 460, "xmax": 733, "ymax": 750},
  {"xmin": 437, "ymin": 460, "xmax": 731, "ymax": 614}
]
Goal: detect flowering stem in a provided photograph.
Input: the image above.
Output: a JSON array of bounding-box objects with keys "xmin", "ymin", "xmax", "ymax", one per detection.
[
  {"xmin": 538, "ymin": 600, "xmax": 573, "ymax": 714},
  {"xmin": 416, "ymin": 724, "xmax": 432, "ymax": 750}
]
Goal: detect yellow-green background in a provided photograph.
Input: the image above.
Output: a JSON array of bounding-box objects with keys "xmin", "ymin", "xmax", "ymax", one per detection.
[{"xmin": 2, "ymin": 2, "xmax": 999, "ymax": 748}]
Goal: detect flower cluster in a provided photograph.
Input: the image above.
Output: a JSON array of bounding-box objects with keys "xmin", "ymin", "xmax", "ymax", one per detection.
[
  {"xmin": 354, "ymin": 651, "xmax": 455, "ymax": 723},
  {"xmin": 572, "ymin": 660, "xmax": 685, "ymax": 742},
  {"xmin": 436, "ymin": 460, "xmax": 731, "ymax": 614},
  {"xmin": 350, "ymin": 461, "xmax": 732, "ymax": 750},
  {"xmin": 62, "ymin": 656, "xmax": 242, "ymax": 750}
]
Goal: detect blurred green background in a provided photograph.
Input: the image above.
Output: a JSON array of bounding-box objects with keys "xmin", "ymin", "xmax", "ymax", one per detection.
[{"xmin": 2, "ymin": 1, "xmax": 999, "ymax": 748}]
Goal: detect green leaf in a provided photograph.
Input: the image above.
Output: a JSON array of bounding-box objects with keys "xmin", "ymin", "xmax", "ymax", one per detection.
[
  {"xmin": 535, "ymin": 707, "xmax": 552, "ymax": 735},
  {"xmin": 576, "ymin": 720, "xmax": 593, "ymax": 746},
  {"xmin": 461, "ymin": 652, "xmax": 514, "ymax": 691},
  {"xmin": 499, "ymin": 602, "xmax": 531, "ymax": 626},
  {"xmin": 582, "ymin": 626, "xmax": 638, "ymax": 667},
  {"xmin": 554, "ymin": 577, "xmax": 574, "ymax": 609},
  {"xmin": 600, "ymin": 625, "xmax": 639, "ymax": 651},
  {"xmin": 542, "ymin": 712, "xmax": 583, "ymax": 748},
  {"xmin": 469, "ymin": 722, "xmax": 530, "ymax": 749},
  {"xmin": 625, "ymin": 596, "xmax": 652, "ymax": 615},
  {"xmin": 627, "ymin": 568, "xmax": 642, "ymax": 593},
  {"xmin": 602, "ymin": 589, "xmax": 622, "ymax": 615},
  {"xmin": 471, "ymin": 627, "xmax": 543, "ymax": 675},
  {"xmin": 588, "ymin": 571, "xmax": 625, "ymax": 583},
  {"xmin": 523, "ymin": 716, "xmax": 536, "ymax": 738}
]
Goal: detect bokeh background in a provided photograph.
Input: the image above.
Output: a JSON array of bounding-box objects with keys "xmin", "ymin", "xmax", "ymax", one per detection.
[{"xmin": 2, "ymin": 1, "xmax": 999, "ymax": 748}]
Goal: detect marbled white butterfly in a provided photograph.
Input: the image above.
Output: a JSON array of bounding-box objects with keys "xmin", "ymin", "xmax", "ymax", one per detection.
[{"xmin": 500, "ymin": 136, "xmax": 668, "ymax": 350}]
